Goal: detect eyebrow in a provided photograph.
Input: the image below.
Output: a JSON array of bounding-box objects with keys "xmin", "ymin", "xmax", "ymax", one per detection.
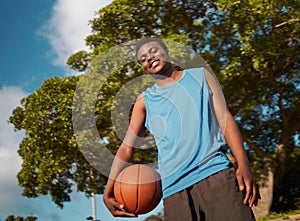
[{"xmin": 138, "ymin": 46, "xmax": 159, "ymax": 59}]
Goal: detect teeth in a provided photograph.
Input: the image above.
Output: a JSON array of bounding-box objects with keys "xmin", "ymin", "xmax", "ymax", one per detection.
[{"xmin": 150, "ymin": 59, "xmax": 160, "ymax": 68}]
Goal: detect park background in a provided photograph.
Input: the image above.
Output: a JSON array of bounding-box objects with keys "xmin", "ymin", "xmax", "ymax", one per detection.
[{"xmin": 1, "ymin": 0, "xmax": 299, "ymax": 220}]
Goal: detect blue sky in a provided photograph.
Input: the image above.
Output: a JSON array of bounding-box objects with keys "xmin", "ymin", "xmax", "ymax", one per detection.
[
  {"xmin": 0, "ymin": 0, "xmax": 63, "ymax": 91},
  {"xmin": 0, "ymin": 0, "xmax": 163, "ymax": 220}
]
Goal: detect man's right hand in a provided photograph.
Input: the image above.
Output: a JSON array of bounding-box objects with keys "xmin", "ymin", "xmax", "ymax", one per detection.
[{"xmin": 103, "ymin": 195, "xmax": 138, "ymax": 217}]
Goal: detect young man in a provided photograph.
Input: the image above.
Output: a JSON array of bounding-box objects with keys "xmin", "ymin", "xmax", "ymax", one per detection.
[{"xmin": 103, "ymin": 37, "xmax": 260, "ymax": 220}]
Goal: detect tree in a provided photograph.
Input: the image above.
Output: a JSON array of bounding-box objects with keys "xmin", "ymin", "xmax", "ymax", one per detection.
[
  {"xmin": 9, "ymin": 0, "xmax": 299, "ymax": 216},
  {"xmin": 211, "ymin": 0, "xmax": 300, "ymax": 217},
  {"xmin": 74, "ymin": 0, "xmax": 299, "ymax": 213},
  {"xmin": 70, "ymin": 0, "xmax": 300, "ymax": 216},
  {"xmin": 144, "ymin": 212, "xmax": 164, "ymax": 221},
  {"xmin": 8, "ymin": 77, "xmax": 106, "ymax": 207},
  {"xmin": 5, "ymin": 215, "xmax": 37, "ymax": 221}
]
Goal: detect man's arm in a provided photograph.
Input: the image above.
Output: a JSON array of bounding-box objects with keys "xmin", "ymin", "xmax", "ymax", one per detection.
[
  {"xmin": 204, "ymin": 68, "xmax": 260, "ymax": 208},
  {"xmin": 103, "ymin": 95, "xmax": 147, "ymax": 217}
]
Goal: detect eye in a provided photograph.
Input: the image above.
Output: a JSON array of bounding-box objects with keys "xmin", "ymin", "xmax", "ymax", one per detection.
[
  {"xmin": 150, "ymin": 47, "xmax": 158, "ymax": 54},
  {"xmin": 139, "ymin": 57, "xmax": 146, "ymax": 63}
]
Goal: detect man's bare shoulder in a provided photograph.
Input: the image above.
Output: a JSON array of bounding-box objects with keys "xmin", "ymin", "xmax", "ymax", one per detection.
[{"xmin": 134, "ymin": 94, "xmax": 146, "ymax": 111}]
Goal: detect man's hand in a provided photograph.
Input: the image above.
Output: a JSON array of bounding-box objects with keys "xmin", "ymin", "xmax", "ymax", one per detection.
[
  {"xmin": 103, "ymin": 195, "xmax": 137, "ymax": 217},
  {"xmin": 236, "ymin": 166, "xmax": 261, "ymax": 208}
]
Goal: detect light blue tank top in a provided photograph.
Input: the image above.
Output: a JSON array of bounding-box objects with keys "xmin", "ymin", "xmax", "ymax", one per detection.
[{"xmin": 142, "ymin": 67, "xmax": 232, "ymax": 198}]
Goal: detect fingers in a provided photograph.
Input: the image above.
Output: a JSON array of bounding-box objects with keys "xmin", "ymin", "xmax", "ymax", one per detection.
[
  {"xmin": 113, "ymin": 203, "xmax": 137, "ymax": 217},
  {"xmin": 236, "ymin": 167, "xmax": 261, "ymax": 208},
  {"xmin": 105, "ymin": 197, "xmax": 137, "ymax": 217},
  {"xmin": 241, "ymin": 180, "xmax": 261, "ymax": 208},
  {"xmin": 249, "ymin": 183, "xmax": 261, "ymax": 208},
  {"xmin": 248, "ymin": 183, "xmax": 256, "ymax": 207},
  {"xmin": 236, "ymin": 172, "xmax": 245, "ymax": 192},
  {"xmin": 243, "ymin": 179, "xmax": 252, "ymax": 205},
  {"xmin": 113, "ymin": 208, "xmax": 137, "ymax": 217},
  {"xmin": 236, "ymin": 174, "xmax": 253, "ymax": 206}
]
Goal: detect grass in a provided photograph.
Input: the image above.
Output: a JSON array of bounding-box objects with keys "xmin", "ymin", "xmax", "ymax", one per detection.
[{"xmin": 257, "ymin": 209, "xmax": 300, "ymax": 221}]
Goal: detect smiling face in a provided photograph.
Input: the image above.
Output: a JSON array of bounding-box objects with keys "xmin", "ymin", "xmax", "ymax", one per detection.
[{"xmin": 137, "ymin": 41, "xmax": 171, "ymax": 75}]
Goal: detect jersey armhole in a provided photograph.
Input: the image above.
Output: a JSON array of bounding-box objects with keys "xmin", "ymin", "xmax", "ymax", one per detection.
[
  {"xmin": 189, "ymin": 67, "xmax": 213, "ymax": 97},
  {"xmin": 141, "ymin": 92, "xmax": 150, "ymax": 130}
]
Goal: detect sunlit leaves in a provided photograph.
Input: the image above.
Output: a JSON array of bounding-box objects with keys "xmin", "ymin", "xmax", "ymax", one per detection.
[
  {"xmin": 9, "ymin": 0, "xmax": 300, "ymax": 209},
  {"xmin": 9, "ymin": 77, "xmax": 106, "ymax": 207}
]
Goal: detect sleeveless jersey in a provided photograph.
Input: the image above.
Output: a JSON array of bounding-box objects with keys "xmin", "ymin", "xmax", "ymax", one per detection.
[{"xmin": 142, "ymin": 67, "xmax": 232, "ymax": 198}]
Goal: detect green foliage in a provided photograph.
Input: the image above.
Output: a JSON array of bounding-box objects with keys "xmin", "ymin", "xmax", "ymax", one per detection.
[
  {"xmin": 5, "ymin": 215, "xmax": 37, "ymax": 221},
  {"xmin": 66, "ymin": 50, "xmax": 91, "ymax": 72},
  {"xmin": 257, "ymin": 209, "xmax": 300, "ymax": 221},
  {"xmin": 9, "ymin": 77, "xmax": 106, "ymax": 208},
  {"xmin": 144, "ymin": 212, "xmax": 164, "ymax": 221},
  {"xmin": 213, "ymin": 0, "xmax": 300, "ymax": 211},
  {"xmin": 9, "ymin": 0, "xmax": 300, "ymax": 211},
  {"xmin": 213, "ymin": 0, "xmax": 300, "ymax": 163},
  {"xmin": 272, "ymin": 146, "xmax": 300, "ymax": 212}
]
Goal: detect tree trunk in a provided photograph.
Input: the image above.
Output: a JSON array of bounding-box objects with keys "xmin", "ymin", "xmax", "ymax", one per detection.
[
  {"xmin": 252, "ymin": 162, "xmax": 275, "ymax": 219},
  {"xmin": 245, "ymin": 139, "xmax": 278, "ymax": 218},
  {"xmin": 275, "ymin": 144, "xmax": 287, "ymax": 184}
]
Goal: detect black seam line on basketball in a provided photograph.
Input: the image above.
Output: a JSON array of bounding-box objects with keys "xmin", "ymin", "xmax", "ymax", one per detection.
[
  {"xmin": 119, "ymin": 171, "xmax": 128, "ymax": 211},
  {"xmin": 133, "ymin": 164, "xmax": 140, "ymax": 214}
]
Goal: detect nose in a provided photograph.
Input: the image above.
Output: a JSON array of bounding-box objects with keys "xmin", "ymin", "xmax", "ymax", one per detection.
[{"xmin": 147, "ymin": 54, "xmax": 155, "ymax": 62}]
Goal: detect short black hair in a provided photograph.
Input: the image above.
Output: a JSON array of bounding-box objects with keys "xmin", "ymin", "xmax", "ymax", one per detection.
[{"xmin": 135, "ymin": 37, "xmax": 169, "ymax": 60}]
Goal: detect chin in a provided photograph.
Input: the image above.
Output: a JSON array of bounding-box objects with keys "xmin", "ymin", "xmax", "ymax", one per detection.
[{"xmin": 148, "ymin": 66, "xmax": 163, "ymax": 75}]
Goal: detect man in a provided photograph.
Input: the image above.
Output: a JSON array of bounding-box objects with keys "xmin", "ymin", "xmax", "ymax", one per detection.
[{"xmin": 103, "ymin": 37, "xmax": 260, "ymax": 220}]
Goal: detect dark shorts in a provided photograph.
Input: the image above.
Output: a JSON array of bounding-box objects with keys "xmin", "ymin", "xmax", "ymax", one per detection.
[{"xmin": 163, "ymin": 168, "xmax": 255, "ymax": 221}]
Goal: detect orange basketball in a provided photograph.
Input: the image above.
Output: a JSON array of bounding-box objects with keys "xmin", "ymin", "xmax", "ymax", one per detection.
[{"xmin": 114, "ymin": 164, "xmax": 162, "ymax": 215}]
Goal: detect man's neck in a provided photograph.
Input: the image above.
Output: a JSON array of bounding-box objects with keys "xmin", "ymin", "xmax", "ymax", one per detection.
[{"xmin": 153, "ymin": 69, "xmax": 184, "ymax": 87}]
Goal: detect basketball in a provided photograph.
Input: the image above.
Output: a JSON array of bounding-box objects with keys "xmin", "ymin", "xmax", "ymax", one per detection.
[{"xmin": 114, "ymin": 164, "xmax": 162, "ymax": 215}]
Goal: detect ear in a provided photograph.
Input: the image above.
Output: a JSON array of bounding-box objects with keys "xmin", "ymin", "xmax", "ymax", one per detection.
[{"xmin": 167, "ymin": 50, "xmax": 171, "ymax": 61}]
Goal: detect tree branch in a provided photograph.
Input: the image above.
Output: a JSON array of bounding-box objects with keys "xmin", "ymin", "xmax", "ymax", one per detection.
[
  {"xmin": 245, "ymin": 138, "xmax": 278, "ymax": 172},
  {"xmin": 245, "ymin": 137, "xmax": 266, "ymax": 159},
  {"xmin": 274, "ymin": 18, "xmax": 300, "ymax": 29}
]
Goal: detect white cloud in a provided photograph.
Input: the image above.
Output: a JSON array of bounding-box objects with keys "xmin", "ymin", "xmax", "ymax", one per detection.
[
  {"xmin": 0, "ymin": 87, "xmax": 96, "ymax": 220},
  {"xmin": 42, "ymin": 0, "xmax": 113, "ymax": 68},
  {"xmin": 0, "ymin": 86, "xmax": 26, "ymax": 167},
  {"xmin": 0, "ymin": 86, "xmax": 27, "ymax": 215}
]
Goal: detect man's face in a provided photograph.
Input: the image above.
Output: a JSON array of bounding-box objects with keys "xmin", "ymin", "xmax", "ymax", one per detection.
[{"xmin": 137, "ymin": 41, "xmax": 170, "ymax": 75}]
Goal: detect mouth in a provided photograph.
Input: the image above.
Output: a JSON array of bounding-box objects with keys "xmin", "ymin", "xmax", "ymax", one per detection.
[{"xmin": 149, "ymin": 58, "xmax": 160, "ymax": 69}]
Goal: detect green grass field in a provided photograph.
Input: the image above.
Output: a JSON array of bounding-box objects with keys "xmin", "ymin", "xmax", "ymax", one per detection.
[{"xmin": 258, "ymin": 210, "xmax": 300, "ymax": 221}]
